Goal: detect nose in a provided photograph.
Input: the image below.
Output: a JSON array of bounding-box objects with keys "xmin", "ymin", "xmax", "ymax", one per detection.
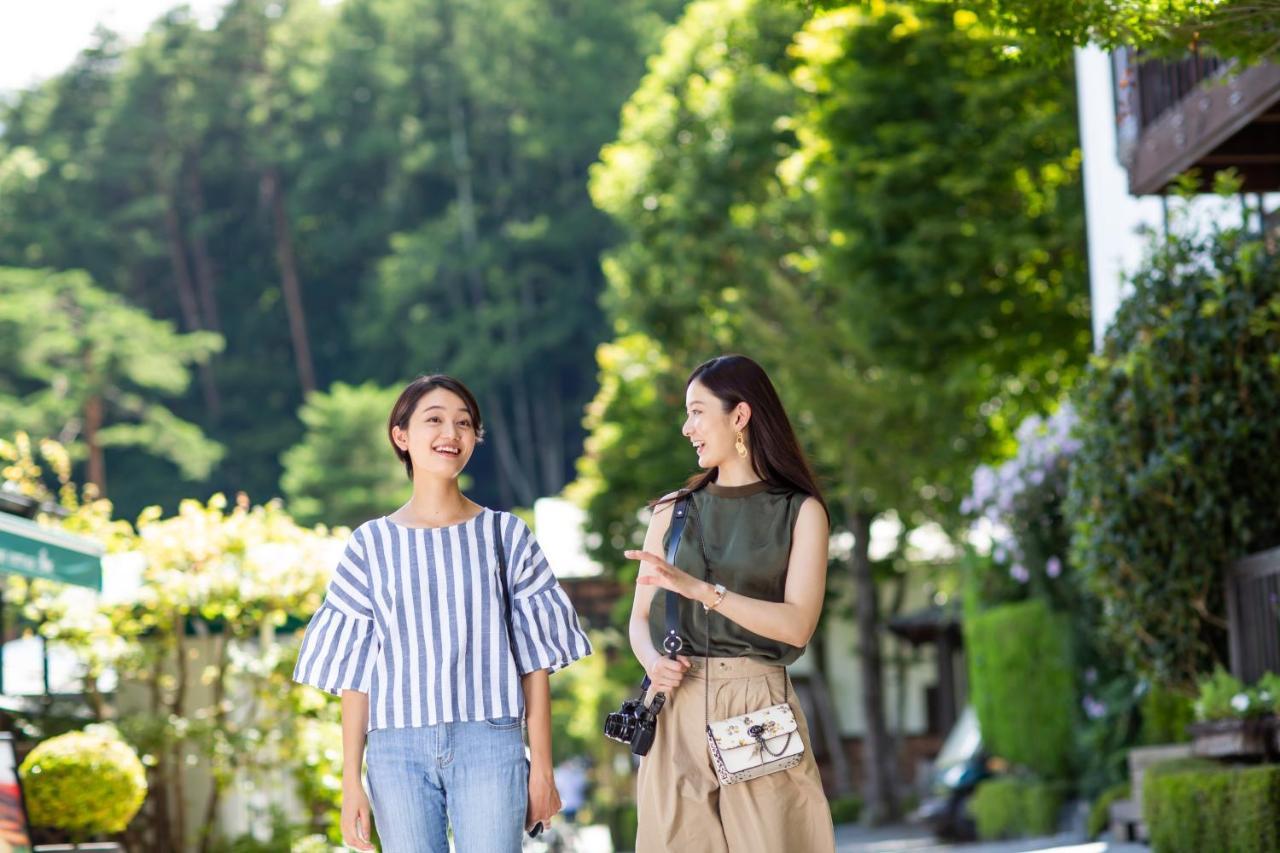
[{"xmin": 682, "ymin": 419, "xmax": 692, "ymax": 437}]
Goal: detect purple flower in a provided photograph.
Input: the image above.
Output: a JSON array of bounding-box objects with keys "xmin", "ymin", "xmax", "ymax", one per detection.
[
  {"xmin": 1083, "ymin": 696, "xmax": 1107, "ymax": 719},
  {"xmin": 1010, "ymin": 563, "xmax": 1030, "ymax": 584},
  {"xmin": 1046, "ymin": 556, "xmax": 1063, "ymax": 578},
  {"xmin": 1084, "ymin": 667, "xmax": 1098, "ymax": 685}
]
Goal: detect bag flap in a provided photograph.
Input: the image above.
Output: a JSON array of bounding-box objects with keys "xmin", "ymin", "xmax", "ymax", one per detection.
[{"xmin": 707, "ymin": 703, "xmax": 798, "ymax": 750}]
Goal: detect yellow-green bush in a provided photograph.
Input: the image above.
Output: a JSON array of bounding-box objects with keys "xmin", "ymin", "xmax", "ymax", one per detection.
[
  {"xmin": 19, "ymin": 728, "xmax": 147, "ymax": 836},
  {"xmin": 1144, "ymin": 760, "xmax": 1280, "ymax": 853},
  {"xmin": 970, "ymin": 777, "xmax": 1062, "ymax": 840}
]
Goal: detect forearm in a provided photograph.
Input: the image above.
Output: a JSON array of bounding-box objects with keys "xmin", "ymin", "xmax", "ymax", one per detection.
[
  {"xmin": 521, "ymin": 669, "xmax": 553, "ymax": 776},
  {"xmin": 340, "ymin": 690, "xmax": 370, "ymax": 779},
  {"xmin": 629, "ymin": 613, "xmax": 661, "ymax": 672},
  {"xmin": 693, "ymin": 581, "xmax": 817, "ymax": 648}
]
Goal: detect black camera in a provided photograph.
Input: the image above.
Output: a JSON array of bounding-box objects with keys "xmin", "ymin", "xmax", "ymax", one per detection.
[{"xmin": 604, "ymin": 691, "xmax": 666, "ymax": 756}]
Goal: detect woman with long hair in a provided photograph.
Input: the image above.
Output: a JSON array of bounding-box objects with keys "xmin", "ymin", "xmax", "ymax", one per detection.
[
  {"xmin": 626, "ymin": 354, "xmax": 835, "ymax": 852},
  {"xmin": 292, "ymin": 374, "xmax": 592, "ymax": 852}
]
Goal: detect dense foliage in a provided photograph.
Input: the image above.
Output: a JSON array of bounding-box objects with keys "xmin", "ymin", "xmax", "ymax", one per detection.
[
  {"xmin": 0, "ymin": 0, "xmax": 683, "ymax": 518},
  {"xmin": 1067, "ymin": 217, "xmax": 1280, "ymax": 690}
]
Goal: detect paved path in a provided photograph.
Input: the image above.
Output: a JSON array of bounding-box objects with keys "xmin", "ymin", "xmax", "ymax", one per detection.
[{"xmin": 835, "ymin": 824, "xmax": 1148, "ymax": 853}]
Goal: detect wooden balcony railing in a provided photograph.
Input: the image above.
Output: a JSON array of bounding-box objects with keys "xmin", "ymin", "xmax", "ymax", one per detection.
[{"xmin": 1112, "ymin": 49, "xmax": 1280, "ymax": 194}]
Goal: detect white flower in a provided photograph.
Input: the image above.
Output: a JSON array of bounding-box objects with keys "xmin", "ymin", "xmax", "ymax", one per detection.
[{"xmin": 1231, "ymin": 693, "xmax": 1251, "ymax": 713}]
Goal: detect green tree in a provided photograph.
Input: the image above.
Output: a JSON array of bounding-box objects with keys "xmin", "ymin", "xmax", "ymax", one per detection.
[
  {"xmin": 0, "ymin": 267, "xmax": 223, "ymax": 494},
  {"xmin": 0, "ymin": 0, "xmax": 682, "ymax": 516},
  {"xmin": 811, "ymin": 0, "xmax": 1280, "ymax": 63},
  {"xmin": 280, "ymin": 382, "xmax": 413, "ymax": 528},
  {"xmin": 582, "ymin": 0, "xmax": 1089, "ymax": 821}
]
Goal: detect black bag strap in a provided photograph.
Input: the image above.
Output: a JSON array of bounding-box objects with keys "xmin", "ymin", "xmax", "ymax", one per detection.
[
  {"xmin": 638, "ymin": 494, "xmax": 690, "ymax": 694},
  {"xmin": 493, "ymin": 510, "xmax": 520, "ymax": 673}
]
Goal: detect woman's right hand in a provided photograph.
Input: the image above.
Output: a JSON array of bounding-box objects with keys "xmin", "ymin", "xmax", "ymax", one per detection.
[
  {"xmin": 647, "ymin": 654, "xmax": 692, "ymax": 695},
  {"xmin": 341, "ymin": 776, "xmax": 375, "ymax": 851}
]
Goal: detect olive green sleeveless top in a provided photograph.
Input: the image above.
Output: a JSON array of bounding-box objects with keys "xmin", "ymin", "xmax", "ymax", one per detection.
[{"xmin": 648, "ymin": 480, "xmax": 809, "ymax": 665}]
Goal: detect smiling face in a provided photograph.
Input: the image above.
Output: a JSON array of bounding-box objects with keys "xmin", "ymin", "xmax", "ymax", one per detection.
[
  {"xmin": 682, "ymin": 379, "xmax": 749, "ymax": 469},
  {"xmin": 390, "ymin": 387, "xmax": 478, "ymax": 480}
]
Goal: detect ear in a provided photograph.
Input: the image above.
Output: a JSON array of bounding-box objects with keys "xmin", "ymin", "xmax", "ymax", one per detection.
[
  {"xmin": 734, "ymin": 402, "xmax": 752, "ymax": 430},
  {"xmin": 391, "ymin": 424, "xmax": 409, "ymax": 451}
]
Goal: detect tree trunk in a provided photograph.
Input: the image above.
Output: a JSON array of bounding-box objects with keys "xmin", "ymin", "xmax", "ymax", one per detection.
[
  {"xmin": 84, "ymin": 392, "xmax": 106, "ymax": 496},
  {"xmin": 199, "ymin": 633, "xmax": 229, "ymax": 853},
  {"xmin": 438, "ymin": 4, "xmax": 536, "ymax": 505},
  {"xmin": 162, "ymin": 191, "xmax": 222, "ymax": 417},
  {"xmin": 261, "ymin": 167, "xmax": 316, "ymax": 397},
  {"xmin": 849, "ymin": 508, "xmax": 900, "ymax": 825},
  {"xmin": 185, "ymin": 160, "xmax": 222, "ymax": 335}
]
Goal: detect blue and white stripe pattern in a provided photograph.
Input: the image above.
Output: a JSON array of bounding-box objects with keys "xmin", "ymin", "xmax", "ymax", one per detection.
[{"xmin": 292, "ymin": 509, "xmax": 592, "ymax": 731}]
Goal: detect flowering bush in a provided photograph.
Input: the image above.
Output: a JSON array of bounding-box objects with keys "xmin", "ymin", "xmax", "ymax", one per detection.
[
  {"xmin": 962, "ymin": 404, "xmax": 1078, "ymax": 606},
  {"xmin": 3, "ymin": 433, "xmax": 348, "ymax": 848}
]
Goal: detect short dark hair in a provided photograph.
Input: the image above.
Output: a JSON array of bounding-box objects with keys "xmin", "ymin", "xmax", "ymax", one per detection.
[{"xmin": 387, "ymin": 375, "xmax": 485, "ymax": 479}]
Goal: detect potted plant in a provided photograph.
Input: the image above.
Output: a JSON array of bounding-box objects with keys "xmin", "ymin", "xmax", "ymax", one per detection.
[
  {"xmin": 18, "ymin": 726, "xmax": 147, "ymax": 850},
  {"xmin": 1187, "ymin": 669, "xmax": 1279, "ymax": 759}
]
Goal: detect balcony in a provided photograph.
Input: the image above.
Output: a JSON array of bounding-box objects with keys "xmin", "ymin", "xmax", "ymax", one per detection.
[{"xmin": 1113, "ymin": 49, "xmax": 1280, "ymax": 195}]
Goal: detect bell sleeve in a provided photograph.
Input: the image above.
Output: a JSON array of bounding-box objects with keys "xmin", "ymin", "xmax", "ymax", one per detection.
[
  {"xmin": 503, "ymin": 516, "xmax": 593, "ymax": 675},
  {"xmin": 293, "ymin": 528, "xmax": 381, "ymax": 695}
]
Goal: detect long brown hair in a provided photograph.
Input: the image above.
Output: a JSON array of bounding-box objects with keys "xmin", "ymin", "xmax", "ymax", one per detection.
[
  {"xmin": 658, "ymin": 355, "xmax": 828, "ymax": 519},
  {"xmin": 387, "ymin": 374, "xmax": 485, "ymax": 479}
]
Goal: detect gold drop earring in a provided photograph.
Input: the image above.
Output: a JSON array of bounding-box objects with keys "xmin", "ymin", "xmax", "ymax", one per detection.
[{"xmin": 735, "ymin": 430, "xmax": 747, "ymax": 458}]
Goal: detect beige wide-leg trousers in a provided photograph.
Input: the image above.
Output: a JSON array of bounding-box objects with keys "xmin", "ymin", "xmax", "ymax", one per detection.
[{"xmin": 635, "ymin": 657, "xmax": 836, "ymax": 853}]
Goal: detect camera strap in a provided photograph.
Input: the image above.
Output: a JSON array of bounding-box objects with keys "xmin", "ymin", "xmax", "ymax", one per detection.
[{"xmin": 639, "ymin": 493, "xmax": 691, "ymax": 696}]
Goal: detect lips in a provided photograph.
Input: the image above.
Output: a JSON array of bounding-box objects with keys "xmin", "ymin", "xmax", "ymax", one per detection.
[{"xmin": 432, "ymin": 446, "xmax": 461, "ymax": 457}]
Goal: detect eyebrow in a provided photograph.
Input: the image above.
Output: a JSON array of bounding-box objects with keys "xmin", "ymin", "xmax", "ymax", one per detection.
[
  {"xmin": 421, "ymin": 405, "xmax": 471, "ymax": 416},
  {"xmin": 686, "ymin": 399, "xmax": 707, "ymax": 408}
]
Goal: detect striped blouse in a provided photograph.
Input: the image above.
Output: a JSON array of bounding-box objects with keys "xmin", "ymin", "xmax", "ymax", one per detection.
[{"xmin": 292, "ymin": 509, "xmax": 592, "ymax": 731}]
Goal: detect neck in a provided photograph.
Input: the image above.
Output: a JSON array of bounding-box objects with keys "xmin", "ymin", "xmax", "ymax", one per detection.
[
  {"xmin": 714, "ymin": 457, "xmax": 761, "ymax": 487},
  {"xmin": 401, "ymin": 476, "xmax": 470, "ymax": 522}
]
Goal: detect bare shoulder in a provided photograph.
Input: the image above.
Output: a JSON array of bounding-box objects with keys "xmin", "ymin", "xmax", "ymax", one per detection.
[
  {"xmin": 795, "ymin": 496, "xmax": 829, "ymax": 534},
  {"xmin": 644, "ymin": 491, "xmax": 683, "ymax": 539}
]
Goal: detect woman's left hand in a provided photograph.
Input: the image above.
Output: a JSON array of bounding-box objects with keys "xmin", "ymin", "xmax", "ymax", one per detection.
[
  {"xmin": 527, "ymin": 765, "xmax": 561, "ymax": 832},
  {"xmin": 627, "ymin": 550, "xmax": 705, "ymax": 602}
]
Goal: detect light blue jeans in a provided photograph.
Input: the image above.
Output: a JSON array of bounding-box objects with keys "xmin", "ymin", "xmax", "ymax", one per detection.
[{"xmin": 365, "ymin": 718, "xmax": 528, "ymax": 853}]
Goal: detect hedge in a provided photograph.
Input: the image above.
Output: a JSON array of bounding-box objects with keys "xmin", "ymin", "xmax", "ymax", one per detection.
[
  {"xmin": 965, "ymin": 597, "xmax": 1076, "ymax": 778},
  {"xmin": 1145, "ymin": 760, "xmax": 1280, "ymax": 853}
]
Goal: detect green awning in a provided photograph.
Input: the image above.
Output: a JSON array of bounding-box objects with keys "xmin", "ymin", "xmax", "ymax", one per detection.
[{"xmin": 0, "ymin": 513, "xmax": 102, "ymax": 591}]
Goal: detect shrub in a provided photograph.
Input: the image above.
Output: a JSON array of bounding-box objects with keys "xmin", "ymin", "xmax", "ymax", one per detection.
[
  {"xmin": 1144, "ymin": 761, "xmax": 1280, "ymax": 853},
  {"xmin": 19, "ymin": 727, "xmax": 147, "ymax": 836},
  {"xmin": 1067, "ymin": 217, "xmax": 1280, "ymax": 690},
  {"xmin": 970, "ymin": 777, "xmax": 1062, "ymax": 840},
  {"xmin": 1087, "ymin": 783, "xmax": 1130, "ymax": 840},
  {"xmin": 1141, "ymin": 684, "xmax": 1194, "ymax": 744},
  {"xmin": 965, "ymin": 598, "xmax": 1077, "ymax": 778},
  {"xmin": 828, "ymin": 793, "xmax": 861, "ymax": 824}
]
